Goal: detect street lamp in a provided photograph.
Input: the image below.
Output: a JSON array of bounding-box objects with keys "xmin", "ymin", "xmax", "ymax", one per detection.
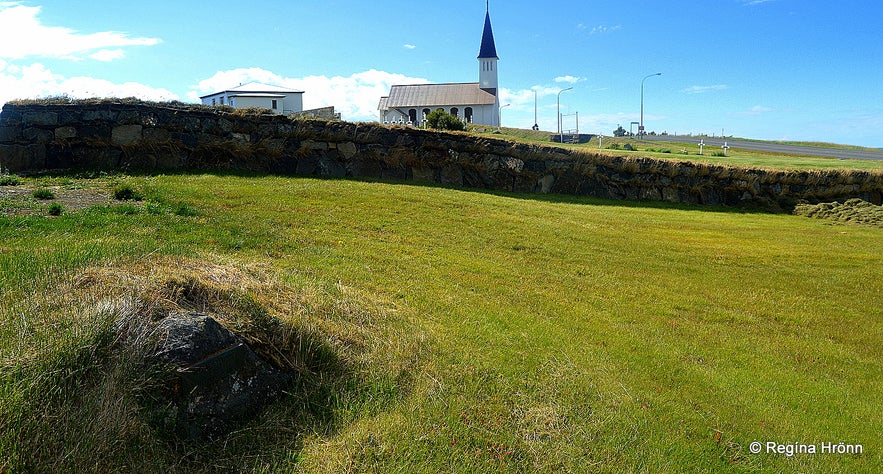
[
  {"xmin": 498, "ymin": 103, "xmax": 510, "ymax": 130},
  {"xmin": 640, "ymin": 72, "xmax": 661, "ymax": 138},
  {"xmin": 557, "ymin": 87, "xmax": 573, "ymax": 143},
  {"xmin": 533, "ymin": 90, "xmax": 538, "ymax": 130}
]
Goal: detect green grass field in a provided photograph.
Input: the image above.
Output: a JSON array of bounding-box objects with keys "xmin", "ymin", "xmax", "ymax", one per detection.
[
  {"xmin": 1, "ymin": 172, "xmax": 881, "ymax": 473},
  {"xmin": 481, "ymin": 127, "xmax": 883, "ymax": 172}
]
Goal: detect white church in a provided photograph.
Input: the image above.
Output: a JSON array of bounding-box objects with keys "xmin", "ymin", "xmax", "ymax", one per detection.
[{"xmin": 378, "ymin": 5, "xmax": 501, "ymax": 127}]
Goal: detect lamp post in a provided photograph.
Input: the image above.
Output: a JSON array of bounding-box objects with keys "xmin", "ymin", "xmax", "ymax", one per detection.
[
  {"xmin": 640, "ymin": 73, "xmax": 661, "ymax": 138},
  {"xmin": 533, "ymin": 90, "xmax": 538, "ymax": 130},
  {"xmin": 557, "ymin": 87, "xmax": 573, "ymax": 143},
  {"xmin": 498, "ymin": 103, "xmax": 510, "ymax": 130}
]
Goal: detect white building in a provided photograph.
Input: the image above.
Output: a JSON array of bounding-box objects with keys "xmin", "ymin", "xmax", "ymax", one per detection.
[
  {"xmin": 200, "ymin": 82, "xmax": 304, "ymax": 115},
  {"xmin": 378, "ymin": 6, "xmax": 500, "ymax": 127}
]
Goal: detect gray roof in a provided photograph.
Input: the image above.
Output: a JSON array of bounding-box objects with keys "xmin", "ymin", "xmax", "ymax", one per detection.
[
  {"xmin": 384, "ymin": 83, "xmax": 496, "ymax": 108},
  {"xmin": 200, "ymin": 81, "xmax": 303, "ymax": 99}
]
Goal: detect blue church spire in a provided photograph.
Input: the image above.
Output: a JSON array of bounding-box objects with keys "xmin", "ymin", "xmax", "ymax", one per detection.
[{"xmin": 478, "ymin": 2, "xmax": 498, "ymax": 59}]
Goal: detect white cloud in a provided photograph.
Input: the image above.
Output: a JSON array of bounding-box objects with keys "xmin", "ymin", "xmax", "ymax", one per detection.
[
  {"xmin": 0, "ymin": 62, "xmax": 178, "ymax": 104},
  {"xmin": 554, "ymin": 75, "xmax": 584, "ymax": 85},
  {"xmin": 682, "ymin": 84, "xmax": 729, "ymax": 94},
  {"xmin": 403, "ymin": 44, "xmax": 416, "ymax": 50},
  {"xmin": 89, "ymin": 49, "xmax": 126, "ymax": 62},
  {"xmin": 578, "ymin": 23, "xmax": 622, "ymax": 35},
  {"xmin": 742, "ymin": 0, "xmax": 776, "ymax": 5},
  {"xmin": 189, "ymin": 68, "xmax": 430, "ymax": 121},
  {"xmin": 0, "ymin": 3, "xmax": 160, "ymax": 61},
  {"xmin": 736, "ymin": 105, "xmax": 773, "ymax": 116}
]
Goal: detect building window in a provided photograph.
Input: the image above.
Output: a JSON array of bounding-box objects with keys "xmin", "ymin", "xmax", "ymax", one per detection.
[
  {"xmin": 465, "ymin": 107, "xmax": 473, "ymax": 123},
  {"xmin": 212, "ymin": 98, "xmax": 216, "ymax": 106},
  {"xmin": 219, "ymin": 97, "xmax": 224, "ymax": 105},
  {"xmin": 450, "ymin": 107, "xmax": 459, "ymax": 118},
  {"xmin": 272, "ymin": 99, "xmax": 278, "ymax": 110},
  {"xmin": 408, "ymin": 109, "xmax": 417, "ymax": 124}
]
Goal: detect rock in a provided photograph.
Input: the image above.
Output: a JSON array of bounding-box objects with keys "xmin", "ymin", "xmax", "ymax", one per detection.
[
  {"xmin": 146, "ymin": 312, "xmax": 292, "ymax": 440},
  {"xmin": 55, "ymin": 126, "xmax": 78, "ymax": 140},
  {"xmin": 111, "ymin": 124, "xmax": 142, "ymax": 145}
]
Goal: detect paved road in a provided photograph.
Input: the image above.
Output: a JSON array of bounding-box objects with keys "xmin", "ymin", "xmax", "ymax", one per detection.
[{"xmin": 641, "ymin": 135, "xmax": 883, "ymax": 161}]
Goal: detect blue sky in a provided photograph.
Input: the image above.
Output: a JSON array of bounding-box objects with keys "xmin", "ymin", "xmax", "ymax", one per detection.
[{"xmin": 1, "ymin": 0, "xmax": 881, "ymax": 147}]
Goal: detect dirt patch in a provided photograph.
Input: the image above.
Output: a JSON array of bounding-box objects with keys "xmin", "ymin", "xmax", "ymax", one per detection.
[{"xmin": 0, "ymin": 184, "xmax": 112, "ymax": 216}]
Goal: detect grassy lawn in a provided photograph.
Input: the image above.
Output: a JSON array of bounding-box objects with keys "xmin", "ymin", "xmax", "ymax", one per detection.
[
  {"xmin": 482, "ymin": 127, "xmax": 883, "ymax": 172},
  {"xmin": 1, "ymin": 173, "xmax": 880, "ymax": 472}
]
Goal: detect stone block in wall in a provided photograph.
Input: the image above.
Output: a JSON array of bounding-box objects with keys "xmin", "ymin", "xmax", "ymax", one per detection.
[
  {"xmin": 79, "ymin": 124, "xmax": 112, "ymax": 139},
  {"xmin": 156, "ymin": 148, "xmax": 187, "ymax": 169},
  {"xmin": 23, "ymin": 111, "xmax": 58, "ymax": 126},
  {"xmin": 440, "ymin": 165, "xmax": 464, "ymax": 186},
  {"xmin": 302, "ymin": 140, "xmax": 328, "ymax": 151},
  {"xmin": 112, "ymin": 124, "xmax": 143, "ymax": 145},
  {"xmin": 83, "ymin": 109, "xmax": 117, "ymax": 122},
  {"xmin": 55, "ymin": 126, "xmax": 77, "ymax": 140},
  {"xmin": 173, "ymin": 133, "xmax": 198, "ymax": 148},
  {"xmin": 338, "ymin": 142, "xmax": 358, "ymax": 160},
  {"xmin": 0, "ymin": 105, "xmax": 22, "ymax": 126},
  {"xmin": 346, "ymin": 159, "xmax": 382, "ymax": 179},
  {"xmin": 640, "ymin": 187, "xmax": 662, "ymax": 201},
  {"xmin": 411, "ymin": 166, "xmax": 436, "ymax": 183},
  {"xmin": 0, "ymin": 144, "xmax": 45, "ymax": 171},
  {"xmin": 143, "ymin": 127, "xmax": 171, "ymax": 142},
  {"xmin": 117, "ymin": 109, "xmax": 142, "ymax": 124},
  {"xmin": 381, "ymin": 165, "xmax": 408, "ymax": 181},
  {"xmin": 317, "ymin": 156, "xmax": 346, "ymax": 177},
  {"xmin": 0, "ymin": 126, "xmax": 21, "ymax": 142},
  {"xmin": 295, "ymin": 155, "xmax": 319, "ymax": 175},
  {"xmin": 23, "ymin": 127, "xmax": 54, "ymax": 144},
  {"xmin": 537, "ymin": 174, "xmax": 555, "ymax": 193}
]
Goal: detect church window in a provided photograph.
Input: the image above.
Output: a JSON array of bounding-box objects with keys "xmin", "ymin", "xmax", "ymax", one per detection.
[
  {"xmin": 408, "ymin": 109, "xmax": 417, "ymax": 123},
  {"xmin": 465, "ymin": 107, "xmax": 473, "ymax": 123},
  {"xmin": 450, "ymin": 108, "xmax": 459, "ymax": 117}
]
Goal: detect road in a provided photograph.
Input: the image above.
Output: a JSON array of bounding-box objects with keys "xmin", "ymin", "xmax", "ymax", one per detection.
[{"xmin": 641, "ymin": 135, "xmax": 883, "ymax": 161}]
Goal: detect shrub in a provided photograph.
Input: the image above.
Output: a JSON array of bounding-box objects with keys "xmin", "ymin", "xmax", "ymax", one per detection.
[
  {"xmin": 145, "ymin": 201, "xmax": 167, "ymax": 215},
  {"xmin": 0, "ymin": 174, "xmax": 23, "ymax": 186},
  {"xmin": 174, "ymin": 202, "xmax": 199, "ymax": 217},
  {"xmin": 113, "ymin": 183, "xmax": 143, "ymax": 201},
  {"xmin": 426, "ymin": 109, "xmax": 466, "ymax": 131},
  {"xmin": 47, "ymin": 202, "xmax": 64, "ymax": 216},
  {"xmin": 114, "ymin": 204, "xmax": 140, "ymax": 215},
  {"xmin": 33, "ymin": 188, "xmax": 55, "ymax": 200}
]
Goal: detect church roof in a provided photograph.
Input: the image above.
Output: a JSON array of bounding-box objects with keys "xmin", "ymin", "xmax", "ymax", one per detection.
[
  {"xmin": 478, "ymin": 10, "xmax": 498, "ymax": 59},
  {"xmin": 199, "ymin": 81, "xmax": 303, "ymax": 99},
  {"xmin": 385, "ymin": 83, "xmax": 497, "ymax": 108}
]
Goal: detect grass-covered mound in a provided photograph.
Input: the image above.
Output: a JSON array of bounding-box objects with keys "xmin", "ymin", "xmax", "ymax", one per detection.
[
  {"xmin": 794, "ymin": 198, "xmax": 883, "ymax": 227},
  {"xmin": 1, "ymin": 173, "xmax": 881, "ymax": 472}
]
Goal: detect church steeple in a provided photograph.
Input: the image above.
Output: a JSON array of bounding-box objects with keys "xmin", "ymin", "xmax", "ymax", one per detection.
[
  {"xmin": 478, "ymin": 2, "xmax": 498, "ymax": 60},
  {"xmin": 478, "ymin": 2, "xmax": 499, "ymax": 95}
]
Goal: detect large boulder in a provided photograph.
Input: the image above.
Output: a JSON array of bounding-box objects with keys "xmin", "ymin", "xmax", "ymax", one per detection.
[{"xmin": 143, "ymin": 312, "xmax": 292, "ymax": 440}]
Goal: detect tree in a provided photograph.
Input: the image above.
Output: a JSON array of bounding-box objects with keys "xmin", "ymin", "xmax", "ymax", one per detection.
[
  {"xmin": 613, "ymin": 125, "xmax": 627, "ymax": 137},
  {"xmin": 426, "ymin": 109, "xmax": 466, "ymax": 131}
]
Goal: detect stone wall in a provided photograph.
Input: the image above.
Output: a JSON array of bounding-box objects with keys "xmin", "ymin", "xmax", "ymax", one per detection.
[{"xmin": 1, "ymin": 102, "xmax": 881, "ymax": 208}]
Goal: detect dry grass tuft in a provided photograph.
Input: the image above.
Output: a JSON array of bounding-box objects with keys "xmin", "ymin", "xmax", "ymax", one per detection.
[
  {"xmin": 2, "ymin": 254, "xmax": 428, "ymax": 472},
  {"xmin": 793, "ymin": 198, "xmax": 883, "ymax": 227}
]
